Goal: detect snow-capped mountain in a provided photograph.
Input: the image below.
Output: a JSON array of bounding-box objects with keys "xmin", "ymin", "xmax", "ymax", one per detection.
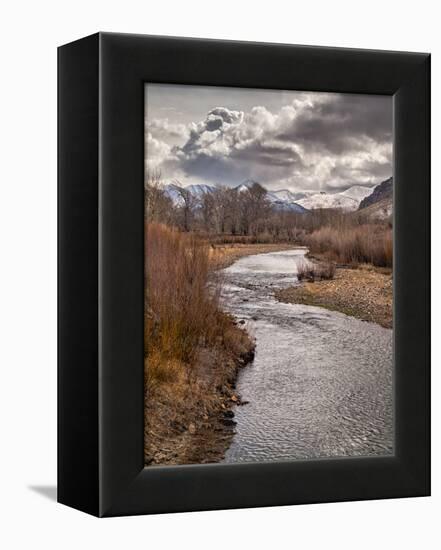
[
  {"xmin": 163, "ymin": 180, "xmax": 389, "ymax": 212},
  {"xmin": 234, "ymin": 181, "xmax": 308, "ymax": 212},
  {"xmin": 339, "ymin": 184, "xmax": 376, "ymax": 202},
  {"xmin": 235, "ymin": 183, "xmax": 250, "ymax": 193},
  {"xmin": 185, "ymin": 184, "xmax": 216, "ymax": 196},
  {"xmin": 163, "ymin": 183, "xmax": 185, "ymax": 205},
  {"xmin": 269, "ymin": 200, "xmax": 310, "ymax": 213},
  {"xmin": 296, "ymin": 192, "xmax": 359, "ymax": 211},
  {"xmin": 270, "ymin": 189, "xmax": 308, "ymax": 202},
  {"xmin": 265, "ymin": 192, "xmax": 309, "ymax": 213},
  {"xmin": 235, "ymin": 180, "xmax": 259, "ymax": 193},
  {"xmin": 164, "ymin": 183, "xmax": 215, "ymax": 205}
]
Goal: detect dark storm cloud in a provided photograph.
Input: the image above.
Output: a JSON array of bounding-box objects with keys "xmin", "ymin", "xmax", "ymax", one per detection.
[
  {"xmin": 230, "ymin": 140, "xmax": 303, "ymax": 167},
  {"xmin": 277, "ymin": 95, "xmax": 392, "ymax": 154},
  {"xmin": 328, "ymin": 160, "xmax": 392, "ymax": 188},
  {"xmin": 146, "ymin": 92, "xmax": 392, "ymax": 191},
  {"xmin": 164, "ymin": 153, "xmax": 248, "ymax": 185}
]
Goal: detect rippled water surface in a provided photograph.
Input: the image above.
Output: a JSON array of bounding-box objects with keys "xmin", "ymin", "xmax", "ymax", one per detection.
[{"xmin": 221, "ymin": 248, "xmax": 393, "ymax": 463}]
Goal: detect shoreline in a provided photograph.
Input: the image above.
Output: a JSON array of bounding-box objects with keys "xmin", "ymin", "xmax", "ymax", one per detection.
[
  {"xmin": 144, "ymin": 341, "xmax": 255, "ymax": 466},
  {"xmin": 275, "ymin": 259, "xmax": 392, "ymax": 329},
  {"xmin": 145, "ymin": 242, "xmax": 295, "ymax": 466}
]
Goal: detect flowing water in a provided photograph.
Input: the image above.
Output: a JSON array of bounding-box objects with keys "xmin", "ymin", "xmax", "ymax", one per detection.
[{"xmin": 220, "ymin": 248, "xmax": 393, "ymax": 463}]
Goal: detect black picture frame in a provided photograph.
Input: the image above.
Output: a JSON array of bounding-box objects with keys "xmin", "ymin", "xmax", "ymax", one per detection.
[{"xmin": 58, "ymin": 32, "xmax": 430, "ymax": 517}]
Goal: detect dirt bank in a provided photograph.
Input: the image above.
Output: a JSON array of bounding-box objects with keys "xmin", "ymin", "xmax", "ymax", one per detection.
[
  {"xmin": 276, "ymin": 263, "xmax": 392, "ymax": 328},
  {"xmin": 144, "ymin": 331, "xmax": 254, "ymax": 466}
]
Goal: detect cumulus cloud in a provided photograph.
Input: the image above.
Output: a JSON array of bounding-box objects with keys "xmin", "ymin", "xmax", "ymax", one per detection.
[
  {"xmin": 145, "ymin": 92, "xmax": 392, "ymax": 192},
  {"xmin": 146, "ymin": 118, "xmax": 188, "ymax": 142},
  {"xmin": 145, "ymin": 132, "xmax": 172, "ymax": 173}
]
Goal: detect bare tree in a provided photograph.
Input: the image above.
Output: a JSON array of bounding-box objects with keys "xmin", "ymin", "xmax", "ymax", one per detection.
[
  {"xmin": 234, "ymin": 182, "xmax": 271, "ymax": 236},
  {"xmin": 145, "ymin": 170, "xmax": 173, "ymax": 223},
  {"xmin": 173, "ymin": 181, "xmax": 196, "ymax": 232}
]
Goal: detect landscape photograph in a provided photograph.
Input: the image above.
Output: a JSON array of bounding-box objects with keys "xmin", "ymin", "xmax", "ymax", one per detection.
[{"xmin": 144, "ymin": 83, "xmax": 393, "ymax": 466}]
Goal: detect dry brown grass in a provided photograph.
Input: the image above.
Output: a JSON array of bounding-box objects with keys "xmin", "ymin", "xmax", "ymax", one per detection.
[
  {"xmin": 145, "ymin": 222, "xmax": 236, "ymax": 385},
  {"xmin": 145, "ymin": 222, "xmax": 254, "ymax": 381},
  {"xmin": 304, "ymin": 225, "xmax": 392, "ymax": 268},
  {"xmin": 297, "ymin": 260, "xmax": 336, "ymax": 282},
  {"xmin": 144, "ymin": 223, "xmax": 255, "ymax": 465},
  {"xmin": 207, "ymin": 233, "xmax": 278, "ymax": 244}
]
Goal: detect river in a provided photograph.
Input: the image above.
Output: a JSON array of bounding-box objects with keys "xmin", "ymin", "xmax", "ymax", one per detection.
[{"xmin": 220, "ymin": 248, "xmax": 393, "ymax": 463}]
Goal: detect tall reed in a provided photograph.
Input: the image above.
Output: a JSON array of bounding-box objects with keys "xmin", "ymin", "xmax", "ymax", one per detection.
[
  {"xmin": 305, "ymin": 225, "xmax": 392, "ymax": 267},
  {"xmin": 145, "ymin": 223, "xmax": 250, "ymax": 385}
]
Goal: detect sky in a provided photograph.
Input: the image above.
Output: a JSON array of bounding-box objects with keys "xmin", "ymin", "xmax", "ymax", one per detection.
[{"xmin": 145, "ymin": 83, "xmax": 393, "ymax": 193}]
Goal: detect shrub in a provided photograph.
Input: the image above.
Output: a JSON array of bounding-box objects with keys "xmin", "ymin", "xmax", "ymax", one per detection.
[
  {"xmin": 304, "ymin": 225, "xmax": 392, "ymax": 268},
  {"xmin": 145, "ymin": 223, "xmax": 253, "ymax": 387},
  {"xmin": 297, "ymin": 260, "xmax": 335, "ymax": 282}
]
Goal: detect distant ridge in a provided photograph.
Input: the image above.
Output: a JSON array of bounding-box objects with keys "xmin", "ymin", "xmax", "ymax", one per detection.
[
  {"xmin": 162, "ymin": 178, "xmax": 392, "ymax": 213},
  {"xmin": 356, "ymin": 177, "xmax": 393, "ymax": 221},
  {"xmin": 358, "ymin": 177, "xmax": 393, "ymax": 210}
]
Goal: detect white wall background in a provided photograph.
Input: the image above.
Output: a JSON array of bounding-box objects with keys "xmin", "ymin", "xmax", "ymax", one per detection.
[{"xmin": 0, "ymin": 1, "xmax": 439, "ymax": 548}]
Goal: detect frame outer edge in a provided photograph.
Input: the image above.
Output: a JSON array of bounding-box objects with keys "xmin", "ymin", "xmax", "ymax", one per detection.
[
  {"xmin": 394, "ymin": 54, "xmax": 430, "ymax": 494},
  {"xmin": 57, "ymin": 33, "xmax": 101, "ymax": 517}
]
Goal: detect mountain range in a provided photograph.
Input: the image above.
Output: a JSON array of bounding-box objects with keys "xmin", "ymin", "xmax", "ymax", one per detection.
[{"xmin": 164, "ymin": 178, "xmax": 391, "ymax": 214}]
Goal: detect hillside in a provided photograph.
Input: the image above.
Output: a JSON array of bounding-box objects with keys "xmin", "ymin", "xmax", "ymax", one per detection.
[
  {"xmin": 357, "ymin": 197, "xmax": 393, "ymax": 221},
  {"xmin": 359, "ymin": 177, "xmax": 393, "ymax": 210}
]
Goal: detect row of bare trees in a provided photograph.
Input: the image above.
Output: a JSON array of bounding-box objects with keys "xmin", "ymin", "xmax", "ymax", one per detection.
[
  {"xmin": 145, "ymin": 173, "xmax": 390, "ymax": 243},
  {"xmin": 145, "ymin": 173, "xmax": 275, "ymax": 238}
]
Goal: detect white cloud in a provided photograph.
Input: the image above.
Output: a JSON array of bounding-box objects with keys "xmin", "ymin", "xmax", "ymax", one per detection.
[{"xmin": 146, "ymin": 92, "xmax": 392, "ymax": 192}]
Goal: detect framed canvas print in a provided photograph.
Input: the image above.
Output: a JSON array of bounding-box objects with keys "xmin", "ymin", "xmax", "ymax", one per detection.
[{"xmin": 58, "ymin": 32, "xmax": 430, "ymax": 516}]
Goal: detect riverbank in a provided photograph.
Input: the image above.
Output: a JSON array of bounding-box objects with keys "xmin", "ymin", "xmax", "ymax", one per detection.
[
  {"xmin": 145, "ymin": 238, "xmax": 290, "ymax": 466},
  {"xmin": 144, "ymin": 329, "xmax": 254, "ymax": 465},
  {"xmin": 275, "ymin": 262, "xmax": 392, "ymax": 328}
]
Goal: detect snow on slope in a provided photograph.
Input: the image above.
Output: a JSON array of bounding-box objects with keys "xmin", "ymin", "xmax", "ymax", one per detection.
[
  {"xmin": 297, "ymin": 192, "xmax": 358, "ymax": 211},
  {"xmin": 185, "ymin": 184, "xmax": 216, "ymax": 196},
  {"xmin": 265, "ymin": 191, "xmax": 309, "ymax": 213},
  {"xmin": 164, "ymin": 181, "xmax": 382, "ymax": 212},
  {"xmin": 163, "ymin": 183, "xmax": 185, "ymax": 205},
  {"xmin": 339, "ymin": 185, "xmax": 376, "ymax": 202},
  {"xmin": 164, "ymin": 183, "xmax": 215, "ymax": 205},
  {"xmin": 270, "ymin": 189, "xmax": 308, "ymax": 202}
]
